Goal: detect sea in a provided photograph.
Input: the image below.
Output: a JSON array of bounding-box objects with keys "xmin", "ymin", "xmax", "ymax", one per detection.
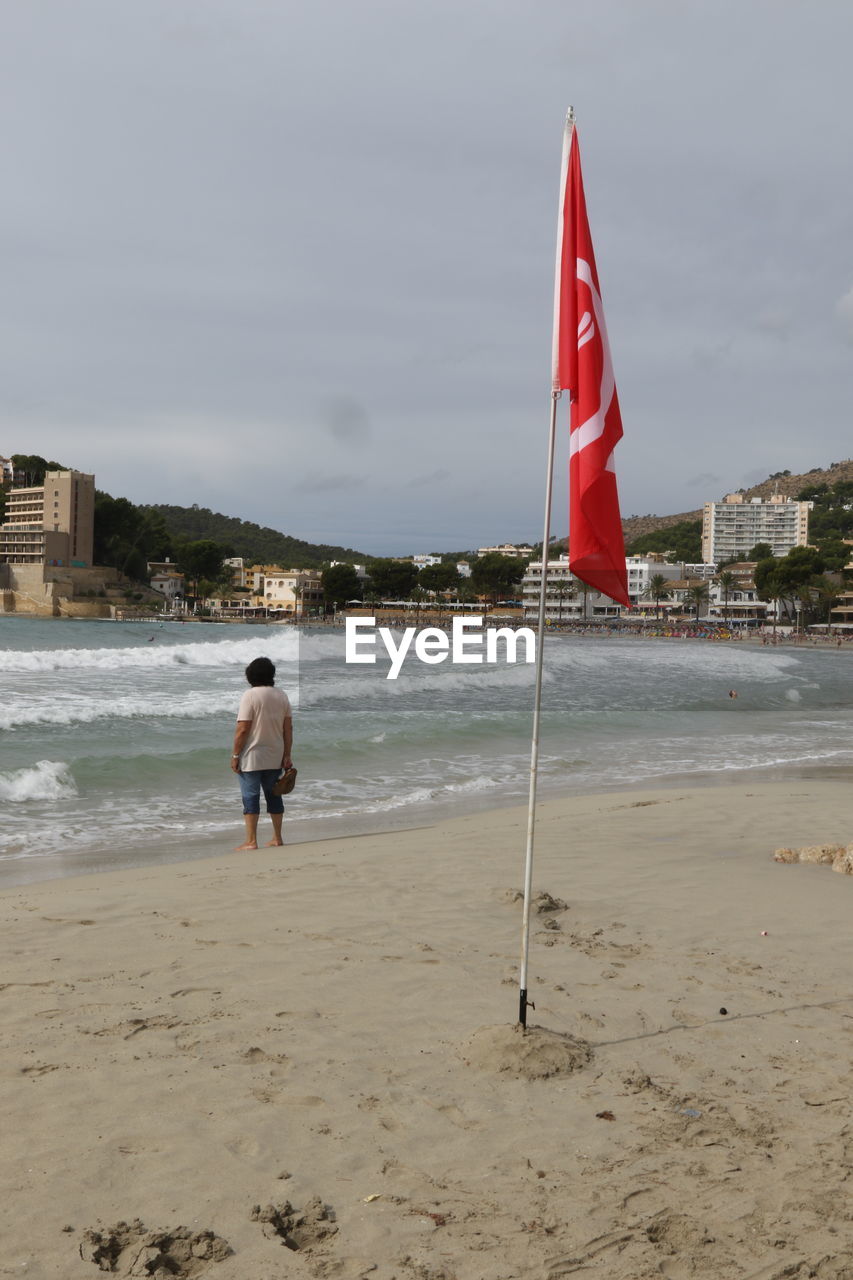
[{"xmin": 1, "ymin": 616, "xmax": 852, "ymax": 886}]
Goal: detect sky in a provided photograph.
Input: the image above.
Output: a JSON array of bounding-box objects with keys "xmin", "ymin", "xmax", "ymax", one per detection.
[{"xmin": 2, "ymin": 1, "xmax": 852, "ymax": 556}]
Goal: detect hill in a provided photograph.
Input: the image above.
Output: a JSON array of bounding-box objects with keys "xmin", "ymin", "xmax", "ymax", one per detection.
[
  {"xmin": 140, "ymin": 504, "xmax": 365, "ymax": 569},
  {"xmin": 622, "ymin": 459, "xmax": 853, "ymax": 549}
]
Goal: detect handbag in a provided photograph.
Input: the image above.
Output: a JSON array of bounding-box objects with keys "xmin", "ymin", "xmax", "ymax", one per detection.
[{"xmin": 272, "ymin": 766, "xmax": 297, "ymax": 797}]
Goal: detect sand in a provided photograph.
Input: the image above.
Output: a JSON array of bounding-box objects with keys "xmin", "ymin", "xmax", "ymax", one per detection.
[{"xmin": 3, "ymin": 778, "xmax": 853, "ymax": 1279}]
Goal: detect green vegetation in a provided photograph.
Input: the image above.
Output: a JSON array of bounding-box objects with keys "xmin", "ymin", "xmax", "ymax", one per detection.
[
  {"xmin": 754, "ymin": 546, "xmax": 836, "ymax": 624},
  {"xmin": 93, "ymin": 493, "xmax": 173, "ymax": 581},
  {"xmin": 364, "ymin": 559, "xmax": 419, "ymax": 600},
  {"xmin": 322, "ymin": 563, "xmax": 362, "ymax": 607},
  {"xmin": 469, "ymin": 552, "xmax": 526, "ymax": 605},
  {"xmin": 796, "ymin": 479, "xmax": 853, "ymax": 572},
  {"xmin": 625, "ymin": 519, "xmax": 702, "ymax": 563},
  {"xmin": 140, "ymin": 504, "xmax": 364, "ymax": 570},
  {"xmin": 11, "ymin": 453, "xmax": 67, "ymax": 486}
]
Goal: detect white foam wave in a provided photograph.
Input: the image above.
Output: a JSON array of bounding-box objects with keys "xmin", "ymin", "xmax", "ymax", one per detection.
[
  {"xmin": 0, "ymin": 630, "xmax": 301, "ymax": 675},
  {"xmin": 0, "ymin": 760, "xmax": 78, "ymax": 802},
  {"xmin": 0, "ymin": 689, "xmax": 240, "ymax": 731}
]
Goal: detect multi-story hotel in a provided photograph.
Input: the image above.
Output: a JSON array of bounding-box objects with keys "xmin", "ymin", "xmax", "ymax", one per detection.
[
  {"xmin": 0, "ymin": 470, "xmax": 95, "ymax": 567},
  {"xmin": 701, "ymin": 493, "xmax": 811, "ymax": 564}
]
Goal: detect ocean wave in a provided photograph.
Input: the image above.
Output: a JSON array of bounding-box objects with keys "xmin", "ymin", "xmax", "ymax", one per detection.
[
  {"xmin": 0, "ymin": 631, "xmax": 302, "ymax": 675},
  {"xmin": 0, "ymin": 689, "xmax": 240, "ymax": 731},
  {"xmin": 0, "ymin": 760, "xmax": 78, "ymax": 802}
]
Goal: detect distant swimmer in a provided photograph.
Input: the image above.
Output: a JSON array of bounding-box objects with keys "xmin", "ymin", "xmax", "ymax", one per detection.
[
  {"xmin": 728, "ymin": 689, "xmax": 738, "ymax": 699},
  {"xmin": 148, "ymin": 635, "xmax": 155, "ymax": 642}
]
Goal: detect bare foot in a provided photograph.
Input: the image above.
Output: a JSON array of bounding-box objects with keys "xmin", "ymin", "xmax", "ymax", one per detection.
[
  {"xmin": 265, "ymin": 839, "xmax": 284, "ymax": 847},
  {"xmin": 235, "ymin": 841, "xmax": 258, "ymax": 851}
]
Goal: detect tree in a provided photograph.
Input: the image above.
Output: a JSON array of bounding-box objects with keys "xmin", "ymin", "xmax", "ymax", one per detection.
[
  {"xmin": 717, "ymin": 570, "xmax": 735, "ymax": 622},
  {"xmin": 365, "ymin": 558, "xmax": 419, "ymax": 600},
  {"xmin": 175, "ymin": 539, "xmax": 227, "ymax": 592},
  {"xmin": 93, "ymin": 493, "xmax": 173, "ymax": 579},
  {"xmin": 553, "ymin": 580, "xmax": 574, "ymax": 623},
  {"xmin": 10, "ymin": 454, "xmax": 66, "ymax": 487},
  {"xmin": 747, "ymin": 543, "xmax": 773, "ymax": 562},
  {"xmin": 644, "ymin": 573, "xmax": 671, "ymax": 619},
  {"xmin": 322, "ymin": 563, "xmax": 361, "ymax": 608},
  {"xmin": 686, "ymin": 582, "xmax": 710, "ymax": 622},
  {"xmin": 469, "ymin": 553, "xmax": 525, "ymax": 606},
  {"xmin": 418, "ymin": 562, "xmax": 461, "ymax": 596},
  {"xmin": 626, "ymin": 519, "xmax": 702, "ymax": 563}
]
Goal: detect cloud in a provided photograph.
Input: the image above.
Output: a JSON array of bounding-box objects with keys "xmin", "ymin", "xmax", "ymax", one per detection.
[
  {"xmin": 319, "ymin": 397, "xmax": 371, "ymax": 444},
  {"xmin": 300, "ymin": 473, "xmax": 367, "ymax": 494},
  {"xmin": 836, "ymin": 284, "xmax": 853, "ymax": 343},
  {"xmin": 406, "ymin": 468, "xmax": 451, "ymax": 489}
]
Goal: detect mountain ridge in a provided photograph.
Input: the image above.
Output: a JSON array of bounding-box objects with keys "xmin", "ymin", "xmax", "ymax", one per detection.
[{"xmin": 621, "ymin": 459, "xmax": 853, "ymax": 547}]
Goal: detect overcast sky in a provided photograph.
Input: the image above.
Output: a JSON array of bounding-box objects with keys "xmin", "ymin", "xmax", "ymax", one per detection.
[{"xmin": 2, "ymin": 1, "xmax": 852, "ymax": 555}]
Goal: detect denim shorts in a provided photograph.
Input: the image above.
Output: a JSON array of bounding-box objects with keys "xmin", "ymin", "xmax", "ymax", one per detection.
[{"xmin": 238, "ymin": 768, "xmax": 285, "ymax": 815}]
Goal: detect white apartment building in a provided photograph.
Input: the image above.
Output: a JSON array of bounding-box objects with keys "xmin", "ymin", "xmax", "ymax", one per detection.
[
  {"xmin": 521, "ymin": 554, "xmax": 713, "ymax": 620},
  {"xmin": 413, "ymin": 554, "xmax": 442, "ymax": 569},
  {"xmin": 521, "ymin": 556, "xmax": 619, "ymax": 621},
  {"xmin": 702, "ymin": 493, "xmax": 811, "ymax": 563},
  {"xmin": 0, "ymin": 470, "xmax": 95, "ymax": 567}
]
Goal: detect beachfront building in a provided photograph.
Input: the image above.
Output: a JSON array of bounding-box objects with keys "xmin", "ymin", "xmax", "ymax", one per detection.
[
  {"xmin": 0, "ymin": 470, "xmax": 95, "ymax": 567},
  {"xmin": 702, "ymin": 493, "xmax": 811, "ymax": 563},
  {"xmin": 521, "ymin": 554, "xmax": 697, "ymax": 620},
  {"xmin": 830, "ymin": 592, "xmax": 853, "ymax": 629},
  {"xmin": 521, "ymin": 556, "xmax": 619, "ymax": 622},
  {"xmin": 149, "ymin": 571, "xmax": 185, "ymax": 604},
  {"xmin": 257, "ymin": 568, "xmax": 323, "ymax": 616}
]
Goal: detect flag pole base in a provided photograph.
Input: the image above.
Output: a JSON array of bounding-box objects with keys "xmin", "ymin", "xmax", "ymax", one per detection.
[{"xmin": 518, "ymin": 989, "xmax": 534, "ymax": 1028}]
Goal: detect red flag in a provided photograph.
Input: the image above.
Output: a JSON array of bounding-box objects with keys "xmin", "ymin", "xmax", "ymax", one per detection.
[{"xmin": 552, "ymin": 115, "xmax": 630, "ymax": 608}]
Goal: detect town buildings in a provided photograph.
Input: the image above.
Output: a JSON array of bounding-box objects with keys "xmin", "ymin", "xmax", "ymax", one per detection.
[
  {"xmin": 0, "ymin": 470, "xmax": 95, "ymax": 567},
  {"xmin": 701, "ymin": 493, "xmax": 811, "ymax": 564}
]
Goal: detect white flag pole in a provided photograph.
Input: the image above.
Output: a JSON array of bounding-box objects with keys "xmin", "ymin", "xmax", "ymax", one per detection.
[{"xmin": 518, "ymin": 108, "xmax": 574, "ymax": 1029}]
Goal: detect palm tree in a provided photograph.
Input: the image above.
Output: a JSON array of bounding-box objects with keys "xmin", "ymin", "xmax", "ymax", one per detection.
[
  {"xmin": 553, "ymin": 580, "xmax": 574, "ymax": 624},
  {"xmin": 717, "ymin": 570, "xmax": 735, "ymax": 622},
  {"xmin": 645, "ymin": 573, "xmax": 671, "ymax": 620},
  {"xmin": 686, "ymin": 582, "xmax": 710, "ymax": 623}
]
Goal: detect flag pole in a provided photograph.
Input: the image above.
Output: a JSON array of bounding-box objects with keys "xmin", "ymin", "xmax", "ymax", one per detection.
[
  {"xmin": 518, "ymin": 387, "xmax": 560, "ymax": 1028},
  {"xmin": 518, "ymin": 104, "xmax": 575, "ymax": 1028}
]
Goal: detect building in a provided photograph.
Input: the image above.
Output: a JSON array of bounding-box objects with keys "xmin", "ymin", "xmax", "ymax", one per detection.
[
  {"xmin": 223, "ymin": 556, "xmax": 247, "ymax": 588},
  {"xmin": 257, "ymin": 568, "xmax": 324, "ymax": 615},
  {"xmin": 149, "ymin": 571, "xmax": 185, "ymax": 604},
  {"xmin": 0, "ymin": 456, "xmax": 16, "ymax": 485},
  {"xmin": 0, "ymin": 470, "xmax": 95, "ymax": 567},
  {"xmin": 413, "ymin": 554, "xmax": 442, "ymax": 569},
  {"xmin": 477, "ymin": 544, "xmax": 535, "ymax": 559},
  {"xmin": 521, "ymin": 556, "xmax": 622, "ymax": 621},
  {"xmin": 701, "ymin": 493, "xmax": 811, "ymax": 564},
  {"xmin": 830, "ymin": 588, "xmax": 853, "ymax": 628}
]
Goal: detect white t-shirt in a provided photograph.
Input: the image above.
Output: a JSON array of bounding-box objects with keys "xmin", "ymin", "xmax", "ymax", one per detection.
[{"xmin": 236, "ymin": 685, "xmax": 292, "ymax": 771}]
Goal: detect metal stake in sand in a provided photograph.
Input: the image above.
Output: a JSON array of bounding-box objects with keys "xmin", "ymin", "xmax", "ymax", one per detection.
[{"xmin": 518, "ymin": 388, "xmax": 559, "ymax": 1028}]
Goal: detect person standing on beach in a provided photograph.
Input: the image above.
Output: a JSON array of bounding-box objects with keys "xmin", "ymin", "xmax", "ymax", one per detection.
[{"xmin": 230, "ymin": 656, "xmax": 293, "ymax": 850}]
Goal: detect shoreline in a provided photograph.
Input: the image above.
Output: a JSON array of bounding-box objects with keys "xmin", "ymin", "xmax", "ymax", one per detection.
[
  {"xmin": 3, "ymin": 775, "xmax": 853, "ymax": 1277},
  {"xmin": 4, "ymin": 754, "xmax": 853, "ymax": 892}
]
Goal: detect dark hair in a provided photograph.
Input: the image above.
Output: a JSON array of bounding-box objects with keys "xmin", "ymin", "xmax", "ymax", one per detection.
[{"xmin": 245, "ymin": 656, "xmax": 276, "ymax": 686}]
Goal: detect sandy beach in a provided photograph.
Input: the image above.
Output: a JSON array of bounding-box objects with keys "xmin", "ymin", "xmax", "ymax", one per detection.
[{"xmin": 3, "ymin": 777, "xmax": 853, "ymax": 1279}]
